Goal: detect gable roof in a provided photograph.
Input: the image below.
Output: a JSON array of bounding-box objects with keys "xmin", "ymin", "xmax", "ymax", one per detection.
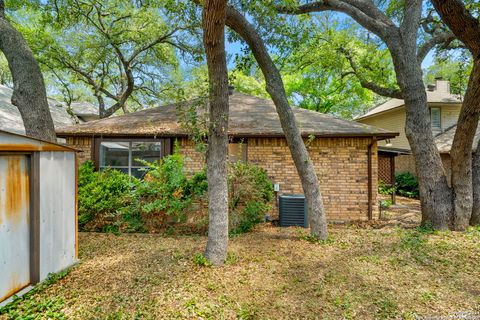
[
  {"xmin": 356, "ymin": 88, "xmax": 462, "ymax": 121},
  {"xmin": 435, "ymin": 124, "xmax": 480, "ymax": 154},
  {"xmin": 56, "ymin": 92, "xmax": 397, "ymax": 139}
]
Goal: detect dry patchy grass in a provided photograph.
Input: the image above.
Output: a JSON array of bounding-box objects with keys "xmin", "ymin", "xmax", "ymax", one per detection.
[{"xmin": 1, "ymin": 225, "xmax": 480, "ymax": 319}]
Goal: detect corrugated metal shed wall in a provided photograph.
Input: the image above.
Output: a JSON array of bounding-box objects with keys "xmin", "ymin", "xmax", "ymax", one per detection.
[
  {"xmin": 39, "ymin": 151, "xmax": 76, "ymax": 280},
  {"xmin": 0, "ymin": 155, "xmax": 31, "ymax": 302},
  {"xmin": 0, "ymin": 131, "xmax": 77, "ymax": 303}
]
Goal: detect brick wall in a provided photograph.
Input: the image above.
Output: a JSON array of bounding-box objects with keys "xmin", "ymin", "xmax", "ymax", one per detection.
[
  {"xmin": 248, "ymin": 137, "xmax": 377, "ymax": 222},
  {"xmin": 65, "ymin": 136, "xmax": 93, "ymax": 164},
  {"xmin": 66, "ymin": 135, "xmax": 378, "ymax": 222},
  {"xmin": 178, "ymin": 138, "xmax": 206, "ymax": 174}
]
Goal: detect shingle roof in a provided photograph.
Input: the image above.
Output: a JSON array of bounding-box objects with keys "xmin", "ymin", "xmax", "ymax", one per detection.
[
  {"xmin": 70, "ymin": 101, "xmax": 99, "ymax": 117},
  {"xmin": 356, "ymin": 89, "xmax": 462, "ymax": 120},
  {"xmin": 434, "ymin": 124, "xmax": 480, "ymax": 153},
  {"xmin": 56, "ymin": 92, "xmax": 397, "ymax": 138},
  {"xmin": 0, "ymin": 85, "xmax": 80, "ymax": 135}
]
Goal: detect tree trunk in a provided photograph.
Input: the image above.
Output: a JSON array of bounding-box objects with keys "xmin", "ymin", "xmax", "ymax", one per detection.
[
  {"xmin": 449, "ymin": 59, "xmax": 480, "ymax": 229},
  {"xmin": 431, "ymin": 0, "xmax": 480, "ymax": 229},
  {"xmin": 389, "ymin": 44, "xmax": 453, "ymax": 230},
  {"xmin": 203, "ymin": 0, "xmax": 229, "ymax": 265},
  {"xmin": 0, "ymin": 2, "xmax": 56, "ymax": 142},
  {"xmin": 472, "ymin": 139, "xmax": 480, "ymax": 226},
  {"xmin": 225, "ymin": 6, "xmax": 328, "ymax": 239}
]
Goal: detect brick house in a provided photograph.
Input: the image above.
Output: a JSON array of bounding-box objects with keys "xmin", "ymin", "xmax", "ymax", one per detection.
[{"xmin": 57, "ymin": 92, "xmax": 397, "ymax": 222}]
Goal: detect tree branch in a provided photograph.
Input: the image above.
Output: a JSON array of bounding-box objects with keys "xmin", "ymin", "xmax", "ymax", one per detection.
[
  {"xmin": 340, "ymin": 48, "xmax": 403, "ymax": 99},
  {"xmin": 431, "ymin": 0, "xmax": 480, "ymax": 57},
  {"xmin": 276, "ymin": 0, "xmax": 395, "ymax": 40},
  {"xmin": 127, "ymin": 28, "xmax": 179, "ymax": 63},
  {"xmin": 417, "ymin": 30, "xmax": 456, "ymax": 62}
]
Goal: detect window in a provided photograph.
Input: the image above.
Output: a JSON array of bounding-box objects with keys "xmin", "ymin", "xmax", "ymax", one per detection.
[
  {"xmin": 430, "ymin": 107, "xmax": 441, "ymax": 130},
  {"xmin": 98, "ymin": 139, "xmax": 170, "ymax": 178}
]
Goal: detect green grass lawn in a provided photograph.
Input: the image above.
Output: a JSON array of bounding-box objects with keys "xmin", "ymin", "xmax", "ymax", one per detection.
[{"xmin": 1, "ymin": 225, "xmax": 479, "ymax": 319}]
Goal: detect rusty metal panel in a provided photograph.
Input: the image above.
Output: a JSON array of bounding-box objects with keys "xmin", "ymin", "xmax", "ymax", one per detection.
[
  {"xmin": 0, "ymin": 155, "xmax": 31, "ymax": 302},
  {"xmin": 0, "ymin": 131, "xmax": 76, "ymax": 152},
  {"xmin": 39, "ymin": 151, "xmax": 77, "ymax": 280}
]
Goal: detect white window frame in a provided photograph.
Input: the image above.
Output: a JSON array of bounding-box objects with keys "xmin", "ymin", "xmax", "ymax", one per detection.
[{"xmin": 430, "ymin": 107, "xmax": 441, "ymax": 131}]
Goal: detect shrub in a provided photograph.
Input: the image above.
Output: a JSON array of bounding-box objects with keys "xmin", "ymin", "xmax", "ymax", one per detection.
[
  {"xmin": 378, "ymin": 180, "xmax": 396, "ymax": 195},
  {"xmin": 395, "ymin": 172, "xmax": 419, "ymax": 198},
  {"xmin": 228, "ymin": 162, "xmax": 273, "ymax": 235},
  {"xmin": 78, "ymin": 156, "xmax": 274, "ymax": 235},
  {"xmin": 78, "ymin": 161, "xmax": 134, "ymax": 228},
  {"xmin": 185, "ymin": 170, "xmax": 208, "ymax": 197},
  {"xmin": 134, "ymin": 152, "xmax": 190, "ymax": 217}
]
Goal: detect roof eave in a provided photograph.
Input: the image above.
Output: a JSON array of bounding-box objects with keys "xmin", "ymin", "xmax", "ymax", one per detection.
[{"xmin": 57, "ymin": 131, "xmax": 399, "ymax": 139}]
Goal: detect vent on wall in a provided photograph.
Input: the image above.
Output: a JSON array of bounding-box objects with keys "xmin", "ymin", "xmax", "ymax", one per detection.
[{"xmin": 279, "ymin": 194, "xmax": 308, "ymax": 228}]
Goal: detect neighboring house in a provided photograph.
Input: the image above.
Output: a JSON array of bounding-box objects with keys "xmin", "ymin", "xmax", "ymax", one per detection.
[
  {"xmin": 0, "ymin": 85, "xmax": 99, "ymax": 135},
  {"xmin": 57, "ymin": 92, "xmax": 397, "ymax": 222},
  {"xmin": 356, "ymin": 79, "xmax": 463, "ymax": 180}
]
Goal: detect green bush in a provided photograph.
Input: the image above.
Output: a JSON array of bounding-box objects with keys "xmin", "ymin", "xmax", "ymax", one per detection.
[
  {"xmin": 185, "ymin": 170, "xmax": 208, "ymax": 197},
  {"xmin": 395, "ymin": 172, "xmax": 419, "ymax": 198},
  {"xmin": 134, "ymin": 152, "xmax": 190, "ymax": 217},
  {"xmin": 78, "ymin": 156, "xmax": 273, "ymax": 235},
  {"xmin": 78, "ymin": 161, "xmax": 134, "ymax": 228},
  {"xmin": 378, "ymin": 180, "xmax": 396, "ymax": 195},
  {"xmin": 228, "ymin": 162, "xmax": 273, "ymax": 235}
]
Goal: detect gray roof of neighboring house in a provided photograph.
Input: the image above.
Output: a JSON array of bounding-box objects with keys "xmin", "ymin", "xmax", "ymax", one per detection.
[
  {"xmin": 0, "ymin": 85, "xmax": 98, "ymax": 135},
  {"xmin": 70, "ymin": 101, "xmax": 99, "ymax": 117},
  {"xmin": 0, "ymin": 85, "xmax": 77, "ymax": 135},
  {"xmin": 356, "ymin": 83, "xmax": 463, "ymax": 121},
  {"xmin": 434, "ymin": 125, "xmax": 480, "ymax": 154},
  {"xmin": 57, "ymin": 92, "xmax": 398, "ymax": 138}
]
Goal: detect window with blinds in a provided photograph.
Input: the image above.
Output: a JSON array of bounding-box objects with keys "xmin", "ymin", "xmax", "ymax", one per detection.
[{"xmin": 430, "ymin": 107, "xmax": 441, "ymax": 130}]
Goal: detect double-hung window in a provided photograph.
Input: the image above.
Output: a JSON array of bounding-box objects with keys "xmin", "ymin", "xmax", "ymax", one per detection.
[
  {"xmin": 430, "ymin": 107, "xmax": 441, "ymax": 131},
  {"xmin": 98, "ymin": 138, "xmax": 170, "ymax": 178}
]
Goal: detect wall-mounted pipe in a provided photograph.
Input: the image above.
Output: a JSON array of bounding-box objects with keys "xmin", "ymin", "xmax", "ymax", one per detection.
[{"xmin": 367, "ymin": 138, "xmax": 377, "ymax": 220}]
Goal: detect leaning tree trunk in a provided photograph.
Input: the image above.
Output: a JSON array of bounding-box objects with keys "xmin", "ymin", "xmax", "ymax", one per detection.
[
  {"xmin": 203, "ymin": 0, "xmax": 229, "ymax": 265},
  {"xmin": 0, "ymin": 1, "xmax": 56, "ymax": 142},
  {"xmin": 449, "ymin": 59, "xmax": 480, "ymax": 230},
  {"xmin": 225, "ymin": 6, "xmax": 328, "ymax": 239},
  {"xmin": 390, "ymin": 43, "xmax": 453, "ymax": 230}
]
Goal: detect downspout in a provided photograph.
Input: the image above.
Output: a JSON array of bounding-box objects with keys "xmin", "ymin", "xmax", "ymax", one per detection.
[{"xmin": 367, "ymin": 137, "xmax": 377, "ymax": 220}]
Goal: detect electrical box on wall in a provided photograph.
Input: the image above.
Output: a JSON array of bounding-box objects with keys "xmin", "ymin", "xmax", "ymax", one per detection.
[{"xmin": 273, "ymin": 183, "xmax": 280, "ymax": 192}]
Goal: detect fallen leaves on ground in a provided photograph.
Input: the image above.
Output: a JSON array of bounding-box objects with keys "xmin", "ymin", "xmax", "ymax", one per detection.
[{"xmin": 1, "ymin": 223, "xmax": 479, "ymax": 319}]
